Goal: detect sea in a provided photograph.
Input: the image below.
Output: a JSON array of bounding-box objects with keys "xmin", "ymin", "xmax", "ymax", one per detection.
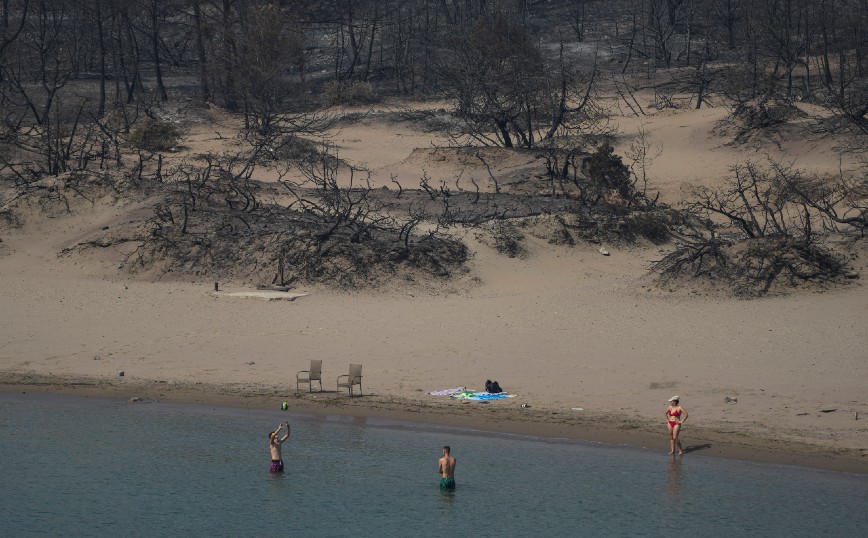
[{"xmin": 1, "ymin": 392, "xmax": 866, "ymax": 537}]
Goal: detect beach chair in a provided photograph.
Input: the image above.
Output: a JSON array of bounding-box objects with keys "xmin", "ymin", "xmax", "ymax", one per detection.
[
  {"xmin": 336, "ymin": 364, "xmax": 363, "ymax": 396},
  {"xmin": 296, "ymin": 359, "xmax": 323, "ymax": 393}
]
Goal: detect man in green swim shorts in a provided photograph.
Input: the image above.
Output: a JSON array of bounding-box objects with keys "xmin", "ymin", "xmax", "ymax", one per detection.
[{"xmin": 438, "ymin": 446, "xmax": 456, "ymax": 490}]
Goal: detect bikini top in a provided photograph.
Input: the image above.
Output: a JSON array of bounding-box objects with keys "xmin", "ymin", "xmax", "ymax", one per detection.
[{"xmin": 667, "ymin": 408, "xmax": 681, "ymax": 417}]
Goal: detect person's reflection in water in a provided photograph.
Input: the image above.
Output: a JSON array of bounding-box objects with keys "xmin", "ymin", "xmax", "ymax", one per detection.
[
  {"xmin": 667, "ymin": 455, "xmax": 683, "ymax": 499},
  {"xmin": 439, "ymin": 488, "xmax": 456, "ymax": 503}
]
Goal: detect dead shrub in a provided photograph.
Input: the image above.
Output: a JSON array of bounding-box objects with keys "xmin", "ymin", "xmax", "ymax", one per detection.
[
  {"xmin": 320, "ymin": 80, "xmax": 378, "ymax": 107},
  {"xmin": 262, "ymin": 135, "xmax": 322, "ymax": 164},
  {"xmin": 482, "ymin": 220, "xmax": 526, "ymax": 258},
  {"xmin": 651, "ymin": 159, "xmax": 854, "ymax": 296},
  {"xmin": 718, "ymin": 97, "xmax": 799, "ymax": 145},
  {"xmin": 127, "ymin": 118, "xmax": 182, "ymax": 152},
  {"xmin": 653, "ymin": 234, "xmax": 849, "ymax": 296}
]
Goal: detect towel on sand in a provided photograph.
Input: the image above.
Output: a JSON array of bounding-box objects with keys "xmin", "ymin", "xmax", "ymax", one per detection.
[
  {"xmin": 427, "ymin": 387, "xmax": 468, "ymax": 396},
  {"xmin": 450, "ymin": 391, "xmax": 514, "ymax": 401}
]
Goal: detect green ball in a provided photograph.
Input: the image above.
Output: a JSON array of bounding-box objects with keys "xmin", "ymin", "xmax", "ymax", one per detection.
[{"xmin": 281, "ymin": 401, "xmax": 288, "ymax": 411}]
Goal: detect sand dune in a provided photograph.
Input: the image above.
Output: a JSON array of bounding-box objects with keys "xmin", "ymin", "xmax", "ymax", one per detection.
[{"xmin": 2, "ymin": 96, "xmax": 866, "ymax": 472}]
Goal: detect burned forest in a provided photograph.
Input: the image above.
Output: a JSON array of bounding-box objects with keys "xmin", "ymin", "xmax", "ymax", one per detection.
[{"xmin": 1, "ymin": 0, "xmax": 866, "ymax": 295}]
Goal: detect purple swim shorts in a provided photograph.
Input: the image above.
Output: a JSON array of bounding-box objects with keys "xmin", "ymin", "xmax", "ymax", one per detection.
[{"xmin": 270, "ymin": 459, "xmax": 284, "ymax": 473}]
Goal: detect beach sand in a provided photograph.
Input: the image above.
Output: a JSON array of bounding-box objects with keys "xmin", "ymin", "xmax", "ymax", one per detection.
[{"xmin": 1, "ymin": 97, "xmax": 866, "ymax": 473}]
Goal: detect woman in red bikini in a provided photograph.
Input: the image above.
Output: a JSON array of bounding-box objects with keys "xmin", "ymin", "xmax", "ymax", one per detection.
[{"xmin": 664, "ymin": 396, "xmax": 688, "ymax": 455}]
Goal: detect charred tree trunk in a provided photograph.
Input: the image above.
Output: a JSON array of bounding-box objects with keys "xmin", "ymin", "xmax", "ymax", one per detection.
[
  {"xmin": 192, "ymin": 0, "xmax": 209, "ymax": 103},
  {"xmin": 150, "ymin": 0, "xmax": 168, "ymax": 101}
]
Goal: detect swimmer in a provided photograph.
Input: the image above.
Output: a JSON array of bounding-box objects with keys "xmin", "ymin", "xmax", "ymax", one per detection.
[
  {"xmin": 269, "ymin": 421, "xmax": 290, "ymax": 473},
  {"xmin": 665, "ymin": 396, "xmax": 688, "ymax": 455},
  {"xmin": 438, "ymin": 446, "xmax": 456, "ymax": 491}
]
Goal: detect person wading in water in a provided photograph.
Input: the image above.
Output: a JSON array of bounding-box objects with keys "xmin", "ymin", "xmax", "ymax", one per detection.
[
  {"xmin": 438, "ymin": 445, "xmax": 456, "ymax": 491},
  {"xmin": 269, "ymin": 421, "xmax": 290, "ymax": 473}
]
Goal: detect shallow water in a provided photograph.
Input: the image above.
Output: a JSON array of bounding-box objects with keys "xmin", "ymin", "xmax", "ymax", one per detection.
[{"xmin": 1, "ymin": 392, "xmax": 866, "ymax": 537}]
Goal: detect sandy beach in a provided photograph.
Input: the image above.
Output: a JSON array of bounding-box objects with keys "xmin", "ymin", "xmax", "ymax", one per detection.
[{"xmin": 1, "ymin": 97, "xmax": 867, "ymax": 474}]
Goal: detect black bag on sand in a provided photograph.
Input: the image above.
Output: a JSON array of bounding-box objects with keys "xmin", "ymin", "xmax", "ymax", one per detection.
[{"xmin": 485, "ymin": 380, "xmax": 503, "ymax": 394}]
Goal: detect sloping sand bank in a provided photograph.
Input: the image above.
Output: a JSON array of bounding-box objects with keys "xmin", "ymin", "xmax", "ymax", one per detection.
[{"xmin": 2, "ymin": 101, "xmax": 866, "ymax": 473}]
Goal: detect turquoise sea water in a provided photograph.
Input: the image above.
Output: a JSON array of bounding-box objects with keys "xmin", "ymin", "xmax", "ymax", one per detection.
[{"xmin": 1, "ymin": 392, "xmax": 866, "ymax": 537}]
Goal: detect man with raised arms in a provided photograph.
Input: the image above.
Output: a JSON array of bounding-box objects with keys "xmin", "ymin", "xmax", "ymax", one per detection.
[{"xmin": 269, "ymin": 421, "xmax": 290, "ymax": 473}]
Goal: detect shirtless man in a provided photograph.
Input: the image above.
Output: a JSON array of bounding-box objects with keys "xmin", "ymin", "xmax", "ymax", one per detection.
[
  {"xmin": 438, "ymin": 446, "xmax": 456, "ymax": 491},
  {"xmin": 269, "ymin": 421, "xmax": 290, "ymax": 473}
]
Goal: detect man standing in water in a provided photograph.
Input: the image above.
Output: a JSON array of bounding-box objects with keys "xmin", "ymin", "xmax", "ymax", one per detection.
[
  {"xmin": 269, "ymin": 421, "xmax": 290, "ymax": 473},
  {"xmin": 438, "ymin": 446, "xmax": 456, "ymax": 491}
]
